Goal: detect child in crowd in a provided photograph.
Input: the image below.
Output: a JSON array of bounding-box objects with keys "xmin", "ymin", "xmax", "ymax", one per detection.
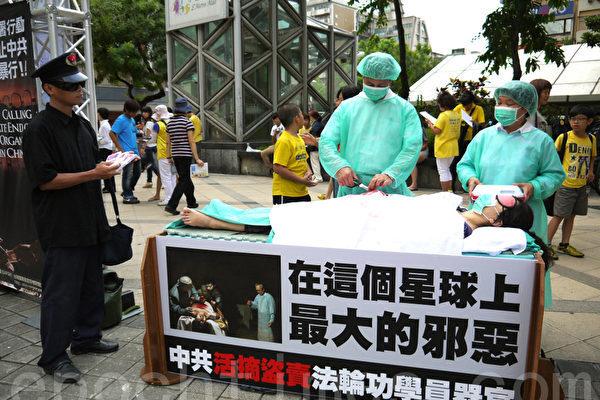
[
  {"xmin": 547, "ymin": 105, "xmax": 596, "ymax": 258},
  {"xmin": 427, "ymin": 91, "xmax": 461, "ymax": 192},
  {"xmin": 272, "ymin": 105, "xmax": 317, "ymax": 205},
  {"xmin": 260, "ymin": 114, "xmax": 285, "ymax": 169},
  {"xmin": 270, "ymin": 113, "xmax": 284, "ymax": 144}
]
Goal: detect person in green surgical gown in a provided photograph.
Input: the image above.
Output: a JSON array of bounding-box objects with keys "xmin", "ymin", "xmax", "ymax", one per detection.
[
  {"xmin": 457, "ymin": 80, "xmax": 565, "ymax": 307},
  {"xmin": 319, "ymin": 52, "xmax": 422, "ymax": 197},
  {"xmin": 246, "ymin": 283, "xmax": 275, "ymax": 342}
]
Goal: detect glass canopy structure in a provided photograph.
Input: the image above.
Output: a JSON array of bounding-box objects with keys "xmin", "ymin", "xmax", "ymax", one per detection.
[{"xmin": 166, "ymin": 0, "xmax": 356, "ymax": 144}]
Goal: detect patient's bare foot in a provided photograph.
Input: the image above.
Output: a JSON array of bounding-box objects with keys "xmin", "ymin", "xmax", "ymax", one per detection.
[{"xmin": 181, "ymin": 207, "xmax": 215, "ymax": 228}]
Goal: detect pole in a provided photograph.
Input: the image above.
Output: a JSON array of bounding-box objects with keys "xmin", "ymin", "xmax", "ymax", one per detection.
[{"xmin": 232, "ymin": 0, "xmax": 243, "ymax": 142}]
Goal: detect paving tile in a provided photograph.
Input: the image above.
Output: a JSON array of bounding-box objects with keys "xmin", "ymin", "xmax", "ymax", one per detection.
[
  {"xmin": 121, "ymin": 363, "xmax": 147, "ymax": 385},
  {"xmin": 551, "ymin": 276, "xmax": 600, "ymax": 301},
  {"xmin": 0, "ymin": 362, "xmax": 22, "ymax": 380},
  {"xmin": 0, "ymin": 332, "xmax": 15, "ymax": 345},
  {"xmin": 585, "ymin": 335, "xmax": 600, "ymax": 351},
  {"xmin": 92, "ymin": 378, "xmax": 145, "ymax": 400},
  {"xmin": 19, "ymin": 331, "xmax": 40, "ymax": 346},
  {"xmin": 0, "ymin": 338, "xmax": 33, "ymax": 358},
  {"xmin": 560, "ymin": 377, "xmax": 599, "ymax": 400},
  {"xmin": 544, "ymin": 312, "xmax": 600, "ymax": 341},
  {"xmin": 104, "ymin": 327, "xmax": 145, "ymax": 343},
  {"xmin": 107, "ymin": 343, "xmax": 144, "ymax": 363},
  {"xmin": 547, "ymin": 341, "xmax": 600, "ymax": 364},
  {"xmin": 2, "ymin": 346, "xmax": 42, "ymax": 364},
  {"xmin": 0, "ymin": 383, "xmax": 20, "ymax": 400},
  {"xmin": 555, "ymin": 359, "xmax": 600, "ymax": 382},
  {"xmin": 8, "ymin": 388, "xmax": 56, "ymax": 400},
  {"xmin": 541, "ymin": 323, "xmax": 581, "ymax": 352},
  {"xmin": 3, "ymin": 325, "xmax": 35, "ymax": 337},
  {"xmin": 2, "ymin": 299, "xmax": 39, "ymax": 314},
  {"xmin": 184, "ymin": 378, "xmax": 227, "ymax": 397},
  {"xmin": 0, "ymin": 315, "xmax": 25, "ymax": 330},
  {"xmin": 0, "ymin": 365, "xmax": 42, "ymax": 387},
  {"xmin": 68, "ymin": 355, "xmax": 108, "ymax": 375},
  {"xmin": 86, "ymin": 357, "xmax": 137, "ymax": 379},
  {"xmin": 59, "ymin": 375, "xmax": 114, "ymax": 399},
  {"xmin": 133, "ymin": 385, "xmax": 180, "ymax": 400}
]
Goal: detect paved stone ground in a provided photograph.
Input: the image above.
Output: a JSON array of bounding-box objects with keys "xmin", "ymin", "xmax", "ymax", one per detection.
[{"xmin": 1, "ymin": 173, "xmax": 600, "ymax": 399}]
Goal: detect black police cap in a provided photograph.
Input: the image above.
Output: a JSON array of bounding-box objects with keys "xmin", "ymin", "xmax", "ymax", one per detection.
[{"xmin": 31, "ymin": 52, "xmax": 88, "ymax": 83}]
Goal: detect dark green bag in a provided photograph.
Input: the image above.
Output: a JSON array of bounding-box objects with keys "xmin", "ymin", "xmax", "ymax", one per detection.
[{"xmin": 102, "ymin": 269, "xmax": 124, "ymax": 329}]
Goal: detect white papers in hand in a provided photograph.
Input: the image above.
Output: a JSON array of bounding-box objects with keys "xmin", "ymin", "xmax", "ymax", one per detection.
[
  {"xmin": 461, "ymin": 110, "xmax": 473, "ymax": 127},
  {"xmin": 419, "ymin": 111, "xmax": 437, "ymax": 125},
  {"xmin": 106, "ymin": 151, "xmax": 137, "ymax": 172}
]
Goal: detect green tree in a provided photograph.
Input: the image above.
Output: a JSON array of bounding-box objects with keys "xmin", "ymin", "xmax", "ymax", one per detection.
[
  {"xmin": 477, "ymin": 0, "xmax": 570, "ymax": 80},
  {"xmin": 349, "ymin": 0, "xmax": 410, "ymax": 99},
  {"xmin": 582, "ymin": 15, "xmax": 600, "ymax": 48},
  {"xmin": 358, "ymin": 36, "xmax": 439, "ymax": 94},
  {"xmin": 91, "ymin": 0, "xmax": 167, "ymax": 107}
]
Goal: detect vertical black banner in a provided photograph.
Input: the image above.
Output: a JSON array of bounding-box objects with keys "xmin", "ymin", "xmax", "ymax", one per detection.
[{"xmin": 0, "ymin": 2, "xmax": 43, "ymax": 297}]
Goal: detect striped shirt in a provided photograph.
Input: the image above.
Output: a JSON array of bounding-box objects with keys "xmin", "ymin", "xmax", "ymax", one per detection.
[{"xmin": 167, "ymin": 115, "xmax": 194, "ymax": 157}]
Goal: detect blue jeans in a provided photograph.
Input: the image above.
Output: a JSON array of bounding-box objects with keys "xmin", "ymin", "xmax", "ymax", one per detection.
[
  {"xmin": 122, "ymin": 159, "xmax": 141, "ymax": 198},
  {"xmin": 144, "ymin": 146, "xmax": 159, "ymax": 182}
]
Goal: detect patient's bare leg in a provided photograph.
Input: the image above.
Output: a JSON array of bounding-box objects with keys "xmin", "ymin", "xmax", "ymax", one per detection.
[{"xmin": 181, "ymin": 208, "xmax": 245, "ymax": 232}]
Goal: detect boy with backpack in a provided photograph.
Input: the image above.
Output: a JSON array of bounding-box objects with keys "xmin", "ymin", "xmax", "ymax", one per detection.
[{"xmin": 547, "ymin": 105, "xmax": 596, "ymax": 258}]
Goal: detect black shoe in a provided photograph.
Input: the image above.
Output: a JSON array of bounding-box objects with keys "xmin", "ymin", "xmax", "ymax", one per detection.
[
  {"xmin": 102, "ymin": 187, "xmax": 110, "ymax": 193},
  {"xmin": 187, "ymin": 203, "xmax": 199, "ymax": 209},
  {"xmin": 165, "ymin": 206, "xmax": 180, "ymax": 215},
  {"xmin": 123, "ymin": 197, "xmax": 140, "ymax": 204},
  {"xmin": 44, "ymin": 360, "xmax": 81, "ymax": 383},
  {"xmin": 71, "ymin": 339, "xmax": 119, "ymax": 355}
]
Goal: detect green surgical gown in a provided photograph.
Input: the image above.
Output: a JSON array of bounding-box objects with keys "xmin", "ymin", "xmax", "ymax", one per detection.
[
  {"xmin": 457, "ymin": 123, "xmax": 565, "ymax": 308},
  {"xmin": 319, "ymin": 92, "xmax": 423, "ymax": 197}
]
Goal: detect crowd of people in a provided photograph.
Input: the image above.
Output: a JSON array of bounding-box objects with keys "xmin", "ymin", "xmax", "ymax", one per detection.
[
  {"xmin": 97, "ymin": 96, "xmax": 204, "ymax": 215},
  {"xmin": 16, "ymin": 48, "xmax": 600, "ymax": 384}
]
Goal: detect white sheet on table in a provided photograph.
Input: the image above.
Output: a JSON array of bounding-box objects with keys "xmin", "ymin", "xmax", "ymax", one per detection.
[
  {"xmin": 462, "ymin": 227, "xmax": 527, "ymax": 256},
  {"xmin": 269, "ymin": 192, "xmax": 465, "ymax": 256}
]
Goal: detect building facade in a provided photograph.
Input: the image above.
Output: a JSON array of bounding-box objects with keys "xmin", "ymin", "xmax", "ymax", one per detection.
[
  {"xmin": 165, "ymin": 0, "xmax": 356, "ymax": 173},
  {"xmin": 538, "ymin": 0, "xmax": 600, "ymax": 43},
  {"xmin": 306, "ymin": 0, "xmax": 356, "ymax": 33}
]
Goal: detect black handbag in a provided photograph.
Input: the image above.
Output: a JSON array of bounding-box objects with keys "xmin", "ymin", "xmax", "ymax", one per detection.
[{"xmin": 102, "ymin": 187, "xmax": 134, "ymax": 266}]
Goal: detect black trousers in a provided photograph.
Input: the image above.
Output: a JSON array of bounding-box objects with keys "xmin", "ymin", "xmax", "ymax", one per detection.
[
  {"xmin": 272, "ymin": 194, "xmax": 311, "ymax": 205},
  {"xmin": 38, "ymin": 245, "xmax": 104, "ymax": 369},
  {"xmin": 98, "ymin": 148, "xmax": 115, "ymax": 191},
  {"xmin": 168, "ymin": 156, "xmax": 197, "ymax": 209}
]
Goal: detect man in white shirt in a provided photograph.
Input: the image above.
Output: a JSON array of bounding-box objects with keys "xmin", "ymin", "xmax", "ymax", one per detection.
[{"xmin": 97, "ymin": 107, "xmax": 114, "ymax": 193}]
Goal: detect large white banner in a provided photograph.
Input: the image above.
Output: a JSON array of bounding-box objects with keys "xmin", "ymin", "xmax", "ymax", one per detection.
[
  {"xmin": 156, "ymin": 236, "xmax": 538, "ymax": 398},
  {"xmin": 165, "ymin": 0, "xmax": 228, "ymax": 31}
]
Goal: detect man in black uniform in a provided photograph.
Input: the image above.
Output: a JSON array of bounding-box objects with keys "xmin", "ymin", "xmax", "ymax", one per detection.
[{"xmin": 22, "ymin": 53, "xmax": 121, "ymax": 383}]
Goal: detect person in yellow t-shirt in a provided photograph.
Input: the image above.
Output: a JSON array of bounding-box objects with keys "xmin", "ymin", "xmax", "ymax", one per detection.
[
  {"xmin": 272, "ymin": 105, "xmax": 317, "ymax": 204},
  {"xmin": 452, "ymin": 91, "xmax": 486, "ymax": 193},
  {"xmin": 547, "ymin": 105, "xmax": 596, "ymax": 259},
  {"xmin": 187, "ymin": 110, "xmax": 202, "ymax": 157},
  {"xmin": 426, "ymin": 91, "xmax": 461, "ymax": 192},
  {"xmin": 454, "ymin": 91, "xmax": 486, "ymax": 144}
]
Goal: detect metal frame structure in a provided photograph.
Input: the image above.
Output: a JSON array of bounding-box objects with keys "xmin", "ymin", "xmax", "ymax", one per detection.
[
  {"xmin": 166, "ymin": 0, "xmax": 356, "ymax": 145},
  {"xmin": 1, "ymin": 0, "xmax": 97, "ymax": 128}
]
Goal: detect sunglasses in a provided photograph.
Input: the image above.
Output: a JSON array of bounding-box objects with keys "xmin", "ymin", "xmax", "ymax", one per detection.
[{"xmin": 47, "ymin": 81, "xmax": 85, "ymax": 92}]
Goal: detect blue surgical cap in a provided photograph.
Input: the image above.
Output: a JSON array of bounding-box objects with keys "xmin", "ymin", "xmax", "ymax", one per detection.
[
  {"xmin": 494, "ymin": 81, "xmax": 539, "ymax": 117},
  {"xmin": 357, "ymin": 52, "xmax": 401, "ymax": 81}
]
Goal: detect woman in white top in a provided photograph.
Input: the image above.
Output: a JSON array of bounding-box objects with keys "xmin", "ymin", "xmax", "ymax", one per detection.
[{"xmin": 97, "ymin": 107, "xmax": 114, "ymax": 193}]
